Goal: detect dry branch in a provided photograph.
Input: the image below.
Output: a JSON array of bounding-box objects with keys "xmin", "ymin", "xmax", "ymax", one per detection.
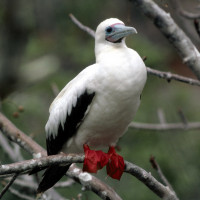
[
  {"xmin": 173, "ymin": 0, "xmax": 200, "ymax": 20},
  {"xmin": 0, "ymin": 113, "xmax": 46, "ymax": 157},
  {"xmin": 130, "ymin": 0, "xmax": 200, "ymax": 79},
  {"xmin": 125, "ymin": 161, "xmax": 179, "ymax": 200},
  {"xmin": 0, "ymin": 152, "xmax": 179, "ymax": 200},
  {"xmin": 129, "ymin": 121, "xmax": 200, "ymax": 131},
  {"xmin": 147, "ymin": 67, "xmax": 200, "ymax": 87},
  {"xmin": 8, "ymin": 187, "xmax": 35, "ymax": 200},
  {"xmin": 67, "ymin": 164, "xmax": 123, "ymax": 200},
  {"xmin": 0, "ymin": 173, "xmax": 18, "ymax": 199},
  {"xmin": 150, "ymin": 156, "xmax": 175, "ymax": 193},
  {"xmin": 69, "ymin": 13, "xmax": 95, "ymax": 38},
  {"xmin": 0, "ymin": 154, "xmax": 84, "ymax": 176},
  {"xmin": 0, "ymin": 112, "xmax": 122, "ymax": 200}
]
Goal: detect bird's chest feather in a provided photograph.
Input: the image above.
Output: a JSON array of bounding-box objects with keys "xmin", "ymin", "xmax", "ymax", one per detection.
[{"xmin": 74, "ymin": 50, "xmax": 146, "ymax": 149}]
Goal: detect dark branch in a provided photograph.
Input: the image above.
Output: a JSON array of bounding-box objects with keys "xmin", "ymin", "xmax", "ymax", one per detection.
[
  {"xmin": 0, "ymin": 173, "xmax": 18, "ymax": 199},
  {"xmin": 194, "ymin": 19, "xmax": 200, "ymax": 38}
]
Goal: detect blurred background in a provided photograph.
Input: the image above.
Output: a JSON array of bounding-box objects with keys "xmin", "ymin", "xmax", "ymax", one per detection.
[{"xmin": 0, "ymin": 0, "xmax": 200, "ymax": 199}]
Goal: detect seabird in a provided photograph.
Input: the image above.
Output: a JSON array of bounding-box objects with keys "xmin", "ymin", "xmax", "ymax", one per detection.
[{"xmin": 37, "ymin": 18, "xmax": 147, "ymax": 194}]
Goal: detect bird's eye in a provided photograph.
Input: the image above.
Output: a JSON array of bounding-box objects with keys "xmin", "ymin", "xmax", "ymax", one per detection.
[{"xmin": 106, "ymin": 26, "xmax": 113, "ymax": 33}]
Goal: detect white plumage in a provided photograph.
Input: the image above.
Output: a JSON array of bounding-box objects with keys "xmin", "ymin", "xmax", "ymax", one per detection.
[
  {"xmin": 45, "ymin": 18, "xmax": 146, "ymax": 153},
  {"xmin": 37, "ymin": 18, "xmax": 147, "ymax": 194}
]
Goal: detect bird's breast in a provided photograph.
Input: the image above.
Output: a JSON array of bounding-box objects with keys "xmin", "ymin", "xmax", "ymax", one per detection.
[{"xmin": 73, "ymin": 51, "xmax": 146, "ymax": 150}]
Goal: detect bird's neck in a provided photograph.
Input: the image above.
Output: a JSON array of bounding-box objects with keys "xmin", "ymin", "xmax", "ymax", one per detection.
[{"xmin": 95, "ymin": 42, "xmax": 127, "ymax": 63}]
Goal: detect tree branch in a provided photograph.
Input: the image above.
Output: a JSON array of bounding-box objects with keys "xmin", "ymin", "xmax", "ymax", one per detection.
[
  {"xmin": 129, "ymin": 121, "xmax": 200, "ymax": 131},
  {"xmin": 69, "ymin": 14, "xmax": 95, "ymax": 38},
  {"xmin": 0, "ymin": 173, "xmax": 18, "ymax": 199},
  {"xmin": 67, "ymin": 164, "xmax": 123, "ymax": 200},
  {"xmin": 130, "ymin": 0, "xmax": 200, "ymax": 80},
  {"xmin": 0, "ymin": 153, "xmax": 179, "ymax": 200},
  {"xmin": 124, "ymin": 161, "xmax": 179, "ymax": 200},
  {"xmin": 0, "ymin": 112, "xmax": 122, "ymax": 200},
  {"xmin": 8, "ymin": 187, "xmax": 35, "ymax": 200},
  {"xmin": 173, "ymin": 0, "xmax": 200, "ymax": 20},
  {"xmin": 0, "ymin": 154, "xmax": 84, "ymax": 176},
  {"xmin": 146, "ymin": 67, "xmax": 200, "ymax": 87},
  {"xmin": 0, "ymin": 112, "xmax": 46, "ymax": 157},
  {"xmin": 0, "ymin": 131, "xmax": 19, "ymax": 162},
  {"xmin": 150, "ymin": 156, "xmax": 175, "ymax": 194}
]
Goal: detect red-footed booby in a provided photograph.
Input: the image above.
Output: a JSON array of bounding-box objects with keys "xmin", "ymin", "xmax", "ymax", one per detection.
[{"xmin": 37, "ymin": 18, "xmax": 147, "ymax": 194}]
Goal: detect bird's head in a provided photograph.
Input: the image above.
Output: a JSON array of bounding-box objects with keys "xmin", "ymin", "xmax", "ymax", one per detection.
[{"xmin": 95, "ymin": 18, "xmax": 137, "ymax": 54}]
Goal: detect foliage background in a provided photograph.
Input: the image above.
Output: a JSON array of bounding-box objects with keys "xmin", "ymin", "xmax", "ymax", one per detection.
[{"xmin": 0, "ymin": 0, "xmax": 200, "ymax": 199}]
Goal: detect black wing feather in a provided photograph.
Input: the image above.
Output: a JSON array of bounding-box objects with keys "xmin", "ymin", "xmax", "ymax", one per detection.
[{"xmin": 47, "ymin": 90, "xmax": 95, "ymax": 155}]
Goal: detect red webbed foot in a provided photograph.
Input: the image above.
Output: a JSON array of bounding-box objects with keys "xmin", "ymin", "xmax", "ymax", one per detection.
[
  {"xmin": 82, "ymin": 145, "xmax": 125, "ymax": 180},
  {"xmin": 106, "ymin": 146, "xmax": 125, "ymax": 180},
  {"xmin": 83, "ymin": 144, "xmax": 109, "ymax": 173}
]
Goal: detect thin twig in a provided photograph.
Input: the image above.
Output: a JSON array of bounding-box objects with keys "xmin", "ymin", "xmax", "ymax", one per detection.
[
  {"xmin": 69, "ymin": 14, "xmax": 95, "ymax": 38},
  {"xmin": 177, "ymin": 109, "xmax": 188, "ymax": 126},
  {"xmin": 0, "ymin": 173, "xmax": 18, "ymax": 199},
  {"xmin": 69, "ymin": 13, "xmax": 200, "ymax": 86},
  {"xmin": 124, "ymin": 161, "xmax": 178, "ymax": 200},
  {"xmin": 9, "ymin": 187, "xmax": 35, "ymax": 200},
  {"xmin": 149, "ymin": 156, "xmax": 179, "ymax": 199},
  {"xmin": 173, "ymin": 0, "xmax": 200, "ymax": 20},
  {"xmin": 157, "ymin": 108, "xmax": 166, "ymax": 124},
  {"xmin": 6, "ymin": 177, "xmax": 36, "ymax": 191},
  {"xmin": 0, "ymin": 131, "xmax": 18, "ymax": 162},
  {"xmin": 55, "ymin": 179, "xmax": 75, "ymax": 188},
  {"xmin": 146, "ymin": 67, "xmax": 200, "ymax": 87},
  {"xmin": 150, "ymin": 156, "xmax": 173, "ymax": 191},
  {"xmin": 129, "ymin": 121, "xmax": 200, "ymax": 131},
  {"xmin": 50, "ymin": 82, "xmax": 60, "ymax": 97}
]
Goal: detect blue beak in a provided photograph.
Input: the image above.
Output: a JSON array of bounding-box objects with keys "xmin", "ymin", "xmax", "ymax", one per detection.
[{"xmin": 106, "ymin": 24, "xmax": 137, "ymax": 43}]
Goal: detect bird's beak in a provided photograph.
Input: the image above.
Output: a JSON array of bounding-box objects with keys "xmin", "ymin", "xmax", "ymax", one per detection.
[{"xmin": 106, "ymin": 24, "xmax": 137, "ymax": 43}]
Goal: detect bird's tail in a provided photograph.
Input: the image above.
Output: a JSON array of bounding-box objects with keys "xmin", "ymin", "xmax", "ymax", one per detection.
[{"xmin": 37, "ymin": 164, "xmax": 71, "ymax": 194}]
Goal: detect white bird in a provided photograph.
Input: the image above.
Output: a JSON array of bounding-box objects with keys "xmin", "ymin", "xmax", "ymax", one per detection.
[{"xmin": 37, "ymin": 18, "xmax": 147, "ymax": 194}]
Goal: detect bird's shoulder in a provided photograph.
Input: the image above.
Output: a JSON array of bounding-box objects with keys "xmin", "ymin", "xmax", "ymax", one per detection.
[
  {"xmin": 45, "ymin": 64, "xmax": 98, "ymax": 141},
  {"xmin": 49, "ymin": 64, "xmax": 98, "ymax": 111}
]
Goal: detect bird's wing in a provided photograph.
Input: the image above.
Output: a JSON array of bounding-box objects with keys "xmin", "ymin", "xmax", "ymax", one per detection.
[{"xmin": 45, "ymin": 66, "xmax": 97, "ymax": 155}]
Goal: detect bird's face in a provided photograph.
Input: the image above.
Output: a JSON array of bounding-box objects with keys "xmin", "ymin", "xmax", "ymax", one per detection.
[{"xmin": 95, "ymin": 18, "xmax": 137, "ymax": 45}]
